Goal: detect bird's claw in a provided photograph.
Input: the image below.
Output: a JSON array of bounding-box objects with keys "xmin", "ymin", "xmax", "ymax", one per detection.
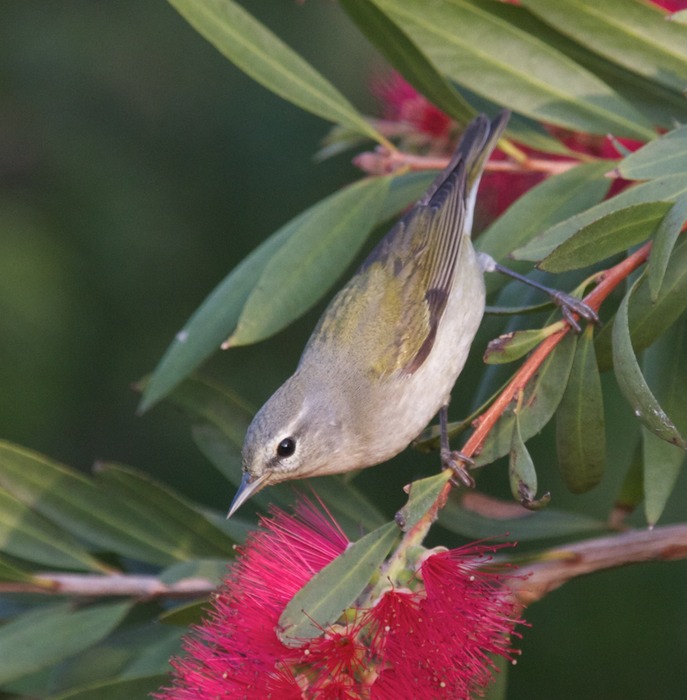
[
  {"xmin": 441, "ymin": 449, "xmax": 475, "ymax": 488},
  {"xmin": 550, "ymin": 291, "xmax": 598, "ymax": 333}
]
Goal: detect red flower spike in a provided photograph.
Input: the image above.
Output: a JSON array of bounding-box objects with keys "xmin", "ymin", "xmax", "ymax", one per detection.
[
  {"xmin": 155, "ymin": 500, "xmax": 349, "ymax": 699},
  {"xmin": 156, "ymin": 503, "xmax": 523, "ymax": 700},
  {"xmin": 369, "ymin": 545, "xmax": 522, "ymax": 700}
]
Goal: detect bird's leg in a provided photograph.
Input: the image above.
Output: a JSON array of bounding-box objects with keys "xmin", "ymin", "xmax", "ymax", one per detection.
[
  {"xmin": 439, "ymin": 405, "xmax": 475, "ymax": 488},
  {"xmin": 478, "ymin": 253, "xmax": 598, "ymax": 333}
]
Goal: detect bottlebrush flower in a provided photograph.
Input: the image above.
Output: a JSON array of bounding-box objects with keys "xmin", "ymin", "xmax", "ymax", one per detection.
[{"xmin": 156, "ymin": 499, "xmax": 523, "ymax": 700}]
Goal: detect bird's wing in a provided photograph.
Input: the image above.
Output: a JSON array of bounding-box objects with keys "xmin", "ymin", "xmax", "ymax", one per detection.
[{"xmin": 303, "ymin": 112, "xmax": 508, "ymax": 380}]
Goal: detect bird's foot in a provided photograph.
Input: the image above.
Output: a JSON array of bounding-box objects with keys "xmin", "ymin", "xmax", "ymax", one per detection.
[
  {"xmin": 441, "ymin": 448, "xmax": 475, "ymax": 488},
  {"xmin": 549, "ymin": 291, "xmax": 598, "ymax": 333}
]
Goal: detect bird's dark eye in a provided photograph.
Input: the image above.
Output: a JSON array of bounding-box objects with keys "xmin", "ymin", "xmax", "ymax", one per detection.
[{"xmin": 276, "ymin": 437, "xmax": 296, "ymax": 457}]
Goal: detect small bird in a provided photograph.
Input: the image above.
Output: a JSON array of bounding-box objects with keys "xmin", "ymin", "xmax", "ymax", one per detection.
[{"xmin": 229, "ymin": 111, "xmax": 593, "ymax": 516}]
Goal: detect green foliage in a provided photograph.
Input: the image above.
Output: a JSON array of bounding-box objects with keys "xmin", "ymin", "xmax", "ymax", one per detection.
[{"xmin": 2, "ymin": 0, "xmax": 687, "ymax": 697}]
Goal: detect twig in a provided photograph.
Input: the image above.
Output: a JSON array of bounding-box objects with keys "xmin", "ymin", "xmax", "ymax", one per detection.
[
  {"xmin": 0, "ymin": 573, "xmax": 216, "ymax": 599},
  {"xmin": 3, "ymin": 522, "xmax": 686, "ymax": 609},
  {"xmin": 353, "ymin": 148, "xmax": 593, "ymax": 177},
  {"xmin": 510, "ymin": 523, "xmax": 687, "ymax": 607}
]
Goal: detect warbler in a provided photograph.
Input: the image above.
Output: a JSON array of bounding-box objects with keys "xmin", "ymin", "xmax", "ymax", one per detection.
[{"xmin": 229, "ymin": 111, "xmax": 594, "ymax": 516}]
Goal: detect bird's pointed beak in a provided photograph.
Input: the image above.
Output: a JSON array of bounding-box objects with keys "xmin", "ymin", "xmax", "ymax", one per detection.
[{"xmin": 227, "ymin": 472, "xmax": 270, "ymax": 518}]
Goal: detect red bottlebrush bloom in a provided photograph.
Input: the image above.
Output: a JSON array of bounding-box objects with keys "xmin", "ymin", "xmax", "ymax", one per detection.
[
  {"xmin": 156, "ymin": 500, "xmax": 522, "ymax": 700},
  {"xmin": 652, "ymin": 0, "xmax": 687, "ymax": 11}
]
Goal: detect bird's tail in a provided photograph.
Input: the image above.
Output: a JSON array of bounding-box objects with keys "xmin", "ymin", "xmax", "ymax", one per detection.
[{"xmin": 421, "ymin": 110, "xmax": 510, "ymax": 210}]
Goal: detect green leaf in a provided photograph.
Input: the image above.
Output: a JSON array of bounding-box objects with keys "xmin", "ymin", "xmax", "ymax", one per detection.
[
  {"xmin": 0, "ymin": 555, "xmax": 30, "ymax": 583},
  {"xmin": 556, "ymin": 325, "xmax": 605, "ymax": 493},
  {"xmin": 51, "ymin": 623, "xmax": 182, "ymax": 695},
  {"xmin": 167, "ymin": 0, "xmax": 386, "ymax": 145},
  {"xmin": 618, "ymin": 125, "xmax": 687, "ymax": 180},
  {"xmin": 612, "ymin": 276, "xmax": 687, "ymax": 449},
  {"xmin": 0, "ymin": 488, "xmax": 105, "ymax": 572},
  {"xmin": 477, "ymin": 161, "xmax": 613, "ymax": 293},
  {"xmin": 0, "ymin": 601, "xmax": 131, "ymax": 685},
  {"xmin": 596, "ymin": 236, "xmax": 687, "ymax": 369},
  {"xmin": 340, "ymin": 0, "xmax": 474, "ymax": 123},
  {"xmin": 372, "ymin": 0, "xmax": 654, "ymax": 139},
  {"xmin": 641, "ymin": 316, "xmax": 687, "ymax": 526},
  {"xmin": 513, "ymin": 173, "xmax": 687, "ymax": 261},
  {"xmin": 55, "ymin": 675, "xmax": 170, "ymax": 700},
  {"xmin": 439, "ymin": 499, "xmax": 605, "ymax": 541},
  {"xmin": 519, "ymin": 7, "xmax": 687, "ymax": 129},
  {"xmin": 96, "ymin": 464, "xmax": 237, "ymax": 558},
  {"xmin": 140, "ymin": 176, "xmax": 390, "ymax": 411},
  {"xmin": 647, "ymin": 195, "xmax": 687, "ymax": 301},
  {"xmin": 484, "ymin": 323, "xmax": 565, "ymax": 365},
  {"xmin": 538, "ymin": 201, "xmax": 671, "ymax": 273},
  {"xmin": 395, "ymin": 471, "xmax": 451, "ymax": 532},
  {"xmin": 522, "ymin": 0, "xmax": 687, "ymax": 93},
  {"xmin": 278, "ymin": 521, "xmax": 398, "ymax": 644},
  {"xmin": 475, "ymin": 333, "xmax": 577, "ymax": 467},
  {"xmin": 227, "ymin": 175, "xmax": 392, "ymax": 347},
  {"xmin": 509, "ymin": 412, "xmax": 550, "ymax": 509},
  {"xmin": 671, "ymin": 10, "xmax": 687, "ymax": 25},
  {"xmin": 159, "ymin": 559, "xmax": 227, "ymax": 585},
  {"xmin": 0, "ymin": 441, "xmax": 201, "ymax": 566}
]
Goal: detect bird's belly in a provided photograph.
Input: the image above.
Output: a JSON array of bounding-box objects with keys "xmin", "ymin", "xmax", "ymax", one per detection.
[{"xmin": 357, "ymin": 241, "xmax": 486, "ymax": 465}]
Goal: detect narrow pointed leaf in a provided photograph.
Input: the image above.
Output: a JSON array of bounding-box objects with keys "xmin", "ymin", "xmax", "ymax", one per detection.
[
  {"xmin": 612, "ymin": 277, "xmax": 687, "ymax": 448},
  {"xmin": 395, "ymin": 471, "xmax": 451, "ymax": 532},
  {"xmin": 51, "ymin": 623, "xmax": 183, "ymax": 694},
  {"xmin": 509, "ymin": 412, "xmax": 549, "ymax": 509},
  {"xmin": 159, "ymin": 559, "xmax": 227, "ymax": 586},
  {"xmin": 556, "ymin": 325, "xmax": 605, "ymax": 493},
  {"xmin": 0, "ymin": 556, "xmax": 30, "ymax": 583},
  {"xmin": 0, "ymin": 601, "xmax": 131, "ymax": 685},
  {"xmin": 513, "ymin": 173, "xmax": 687, "ymax": 261},
  {"xmin": 227, "ymin": 175, "xmax": 391, "ymax": 346},
  {"xmin": 596, "ymin": 236, "xmax": 687, "ymax": 369},
  {"xmin": 647, "ymin": 195, "xmax": 687, "ymax": 301},
  {"xmin": 278, "ymin": 521, "xmax": 398, "ymax": 644},
  {"xmin": 642, "ymin": 316, "xmax": 687, "ymax": 526},
  {"xmin": 0, "ymin": 489, "xmax": 105, "ymax": 572},
  {"xmin": 340, "ymin": 0, "xmax": 474, "ymax": 123},
  {"xmin": 538, "ymin": 201, "xmax": 671, "ymax": 273},
  {"xmin": 476, "ymin": 333, "xmax": 577, "ymax": 467},
  {"xmin": 141, "ymin": 176, "xmax": 391, "ymax": 411},
  {"xmin": 477, "ymin": 161, "xmax": 613, "ymax": 293},
  {"xmin": 484, "ymin": 323, "xmax": 565, "ymax": 365},
  {"xmin": 95, "ymin": 464, "xmax": 237, "ymax": 557},
  {"xmin": 0, "ymin": 441, "xmax": 199, "ymax": 566},
  {"xmin": 618, "ymin": 124, "xmax": 687, "ymax": 180},
  {"xmin": 671, "ymin": 10, "xmax": 687, "ymax": 24},
  {"xmin": 522, "ymin": 0, "xmax": 687, "ymax": 93},
  {"xmin": 372, "ymin": 0, "xmax": 654, "ymax": 139},
  {"xmin": 167, "ymin": 0, "xmax": 386, "ymax": 144}
]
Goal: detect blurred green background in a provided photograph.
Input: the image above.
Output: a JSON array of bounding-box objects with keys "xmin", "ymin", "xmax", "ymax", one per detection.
[{"xmin": 1, "ymin": 2, "xmax": 686, "ymax": 698}]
